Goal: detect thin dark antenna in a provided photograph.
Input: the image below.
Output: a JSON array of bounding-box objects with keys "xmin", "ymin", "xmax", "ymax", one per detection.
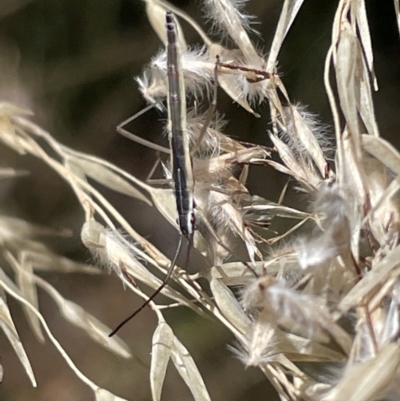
[{"xmin": 109, "ymin": 237, "xmax": 183, "ymax": 337}]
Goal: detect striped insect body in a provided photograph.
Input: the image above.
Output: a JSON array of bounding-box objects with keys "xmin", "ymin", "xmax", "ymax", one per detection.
[
  {"xmin": 109, "ymin": 11, "xmax": 194, "ymax": 337},
  {"xmin": 166, "ymin": 12, "xmax": 195, "ymax": 237}
]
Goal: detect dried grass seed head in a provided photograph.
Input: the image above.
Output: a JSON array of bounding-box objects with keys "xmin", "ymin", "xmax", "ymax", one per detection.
[
  {"xmin": 137, "ymin": 47, "xmax": 214, "ymax": 105},
  {"xmin": 232, "ymin": 314, "xmax": 279, "ymax": 367},
  {"xmin": 203, "ymin": 0, "xmax": 262, "ymax": 67},
  {"xmin": 242, "ymin": 276, "xmax": 352, "ymax": 354},
  {"xmin": 81, "ymin": 220, "xmax": 143, "ymax": 279},
  {"xmin": 296, "ymin": 183, "xmax": 352, "ymax": 270},
  {"xmin": 363, "ymin": 156, "xmax": 400, "ymax": 248}
]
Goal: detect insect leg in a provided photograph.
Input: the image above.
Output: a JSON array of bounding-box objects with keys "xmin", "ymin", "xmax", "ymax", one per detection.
[{"xmin": 117, "ymin": 103, "xmax": 170, "ymax": 154}]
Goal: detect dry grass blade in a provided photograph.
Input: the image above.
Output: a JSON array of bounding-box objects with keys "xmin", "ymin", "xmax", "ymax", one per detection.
[
  {"xmin": 267, "ymin": 0, "xmax": 305, "ymax": 70},
  {"xmin": 0, "ymin": 167, "xmax": 29, "ymax": 178},
  {"xmin": 204, "ymin": 0, "xmax": 261, "ymax": 65},
  {"xmin": 0, "ymin": 278, "xmax": 36, "ymax": 387},
  {"xmin": 243, "ymin": 202, "xmax": 309, "ymax": 220},
  {"xmin": 5, "ymin": 251, "xmax": 44, "ymax": 342},
  {"xmin": 335, "ymin": 23, "xmax": 362, "ymax": 150},
  {"xmin": 171, "ymin": 336, "xmax": 212, "ymax": 401},
  {"xmin": 146, "ymin": 0, "xmax": 211, "ymax": 46},
  {"xmin": 25, "ymin": 251, "xmax": 100, "ymax": 274},
  {"xmin": 0, "ymin": 102, "xmax": 32, "ymax": 117},
  {"xmin": 146, "ymin": 187, "xmax": 179, "ymax": 228},
  {"xmin": 94, "ymin": 388, "xmax": 130, "ymax": 401},
  {"xmin": 203, "ymin": 261, "xmax": 267, "ymax": 285},
  {"xmin": 0, "ymin": 215, "xmax": 70, "ymax": 238},
  {"xmin": 67, "ymin": 157, "xmax": 152, "ymax": 205},
  {"xmin": 0, "ymin": 272, "xmax": 128, "ymax": 400},
  {"xmin": 337, "ymin": 244, "xmax": 400, "ymax": 316},
  {"xmin": 210, "ymin": 277, "xmax": 250, "ymax": 336},
  {"xmin": 362, "ymin": 134, "xmax": 400, "ymax": 175},
  {"xmin": 150, "ymin": 320, "xmax": 174, "ymax": 401},
  {"xmin": 326, "ymin": 343, "xmax": 400, "ymax": 401},
  {"xmin": 34, "ymin": 275, "xmax": 131, "ymax": 358},
  {"xmin": 354, "ymin": 0, "xmax": 378, "ymax": 90},
  {"xmin": 277, "ymin": 331, "xmax": 345, "ymax": 362},
  {"xmin": 145, "ymin": 0, "xmax": 187, "ymax": 49},
  {"xmin": 285, "ymin": 106, "xmax": 328, "ymax": 177},
  {"xmin": 268, "ymin": 133, "xmax": 320, "ymax": 192}
]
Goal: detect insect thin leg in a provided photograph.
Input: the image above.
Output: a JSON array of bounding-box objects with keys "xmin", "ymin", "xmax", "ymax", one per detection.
[
  {"xmin": 109, "ymin": 235, "xmax": 184, "ymax": 337},
  {"xmin": 117, "ymin": 103, "xmax": 170, "ymax": 154},
  {"xmin": 146, "ymin": 155, "xmax": 162, "ymax": 182}
]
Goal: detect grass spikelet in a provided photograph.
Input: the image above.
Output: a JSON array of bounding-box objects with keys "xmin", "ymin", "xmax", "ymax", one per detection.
[
  {"xmin": 240, "ymin": 312, "xmax": 278, "ymax": 366},
  {"xmin": 242, "ymin": 277, "xmax": 352, "ymax": 356}
]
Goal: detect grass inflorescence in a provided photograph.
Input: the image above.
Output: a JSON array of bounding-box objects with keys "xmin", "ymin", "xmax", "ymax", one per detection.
[{"xmin": 1, "ymin": 1, "xmax": 400, "ymax": 400}]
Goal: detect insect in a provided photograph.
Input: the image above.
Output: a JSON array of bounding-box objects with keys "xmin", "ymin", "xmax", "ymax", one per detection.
[
  {"xmin": 109, "ymin": 10, "xmax": 269, "ymax": 336},
  {"xmin": 109, "ymin": 11, "xmax": 195, "ymax": 337}
]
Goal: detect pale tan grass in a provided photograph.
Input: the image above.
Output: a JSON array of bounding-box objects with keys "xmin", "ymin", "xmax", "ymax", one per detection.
[{"xmin": 0, "ymin": 1, "xmax": 399, "ymax": 400}]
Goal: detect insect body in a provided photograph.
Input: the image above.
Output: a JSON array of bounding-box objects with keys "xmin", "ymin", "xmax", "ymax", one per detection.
[
  {"xmin": 109, "ymin": 11, "xmax": 194, "ymax": 337},
  {"xmin": 166, "ymin": 11, "xmax": 195, "ymax": 238}
]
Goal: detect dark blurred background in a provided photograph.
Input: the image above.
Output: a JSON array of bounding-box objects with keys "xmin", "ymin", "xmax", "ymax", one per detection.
[{"xmin": 0, "ymin": 1, "xmax": 399, "ymax": 400}]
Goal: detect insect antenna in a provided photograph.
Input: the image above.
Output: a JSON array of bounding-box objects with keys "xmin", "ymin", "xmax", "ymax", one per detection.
[{"xmin": 108, "ymin": 236, "xmax": 183, "ymax": 337}]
